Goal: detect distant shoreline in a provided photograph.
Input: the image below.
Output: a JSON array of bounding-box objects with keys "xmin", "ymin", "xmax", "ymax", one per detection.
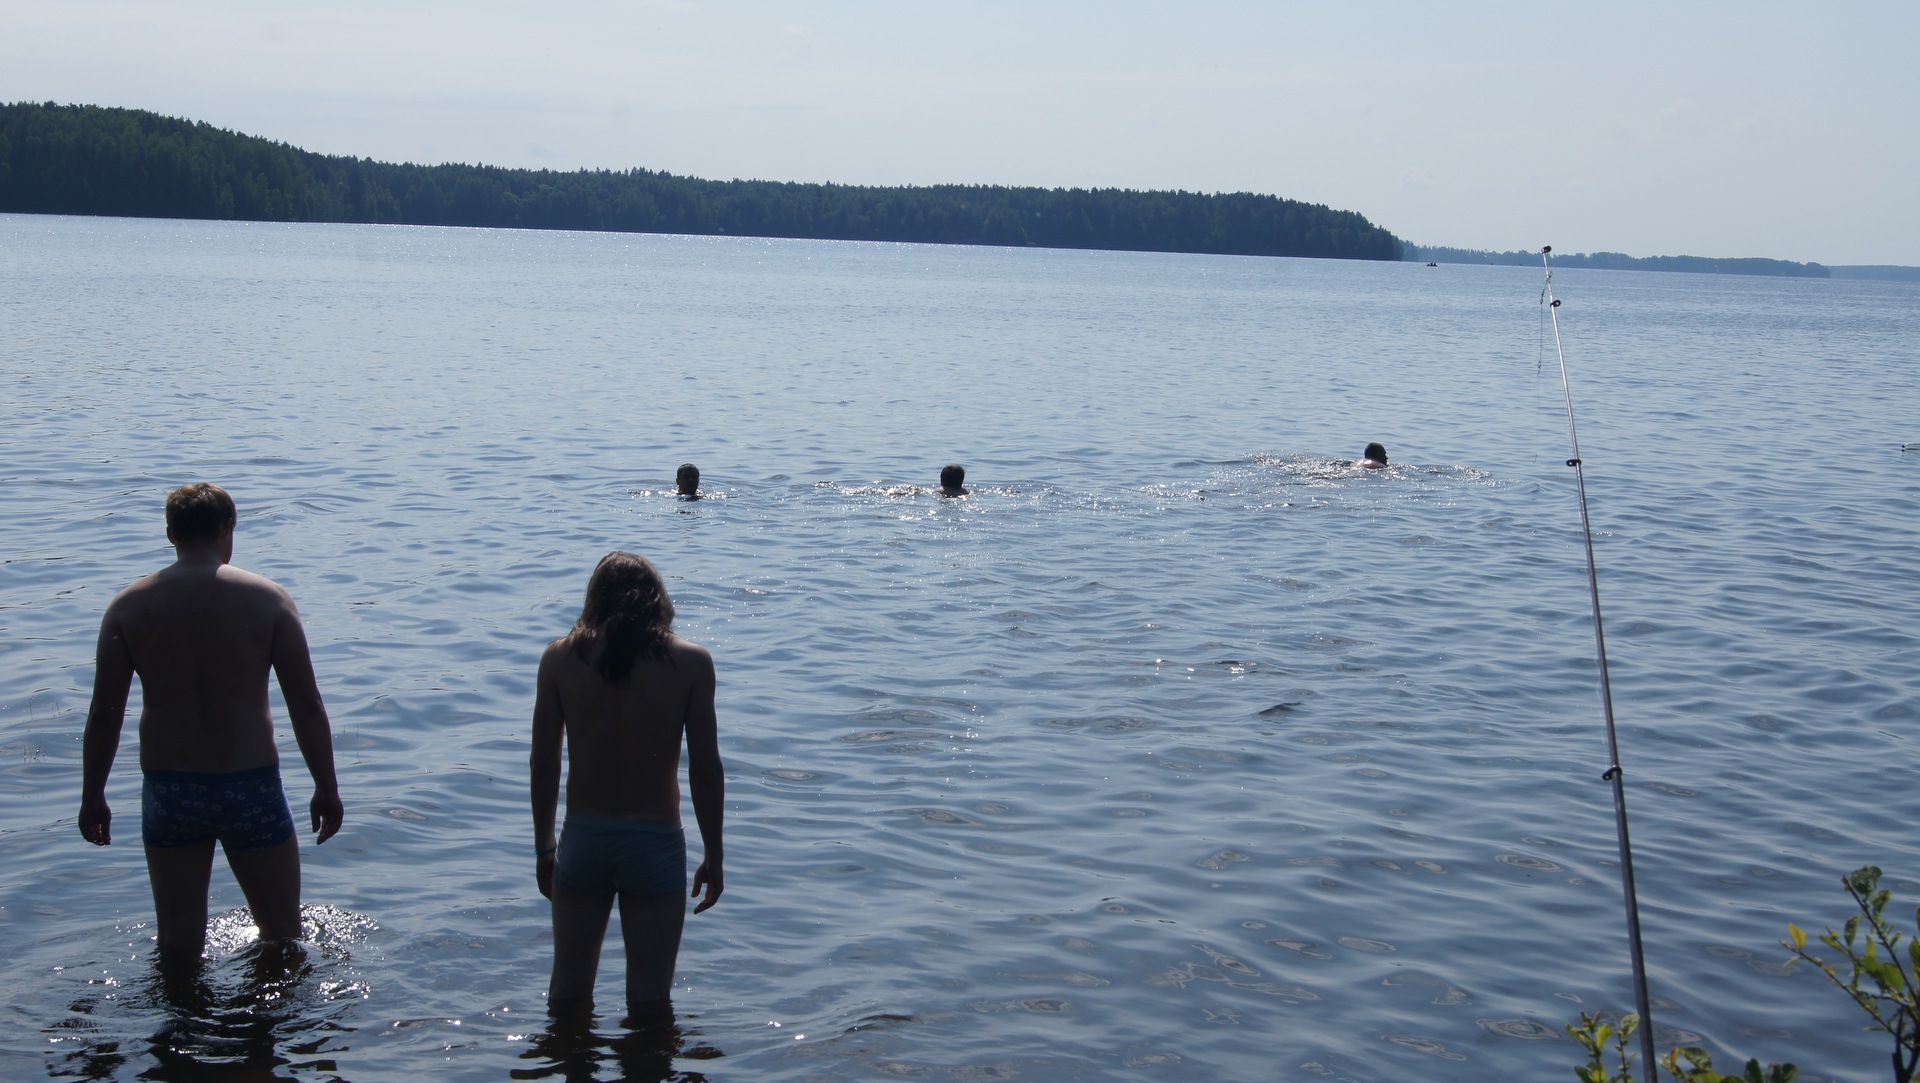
[
  {"xmin": 1400, "ymin": 245, "xmax": 1917, "ymax": 282},
  {"xmin": 0, "ymin": 102, "xmax": 1401, "ymax": 262}
]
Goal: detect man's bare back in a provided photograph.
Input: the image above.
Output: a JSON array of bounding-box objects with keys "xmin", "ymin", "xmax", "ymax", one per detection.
[
  {"xmin": 79, "ymin": 484, "xmax": 340, "ymax": 957},
  {"xmin": 99, "ymin": 562, "xmax": 306, "ymax": 774}
]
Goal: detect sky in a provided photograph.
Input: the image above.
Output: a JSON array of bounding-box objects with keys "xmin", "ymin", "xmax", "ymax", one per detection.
[{"xmin": 4, "ymin": 1, "xmax": 1916, "ymax": 265}]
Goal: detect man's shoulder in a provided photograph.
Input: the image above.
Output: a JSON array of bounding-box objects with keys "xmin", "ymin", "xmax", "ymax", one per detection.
[
  {"xmin": 110, "ymin": 569, "xmax": 165, "ymax": 600},
  {"xmin": 216, "ymin": 563, "xmax": 288, "ymax": 591}
]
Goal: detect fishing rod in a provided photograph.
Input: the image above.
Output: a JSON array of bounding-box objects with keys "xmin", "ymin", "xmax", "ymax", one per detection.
[{"xmin": 1540, "ymin": 245, "xmax": 1659, "ymax": 1076}]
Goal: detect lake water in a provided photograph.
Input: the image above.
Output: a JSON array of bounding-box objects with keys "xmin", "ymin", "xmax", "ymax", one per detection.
[{"xmin": 1, "ymin": 213, "xmax": 1917, "ymax": 1082}]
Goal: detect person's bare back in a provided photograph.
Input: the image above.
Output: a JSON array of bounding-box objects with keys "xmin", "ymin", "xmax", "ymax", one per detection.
[
  {"xmin": 79, "ymin": 484, "xmax": 341, "ymax": 958},
  {"xmin": 541, "ymin": 635, "xmax": 714, "ymax": 822},
  {"xmin": 104, "ymin": 562, "xmax": 306, "ymax": 774}
]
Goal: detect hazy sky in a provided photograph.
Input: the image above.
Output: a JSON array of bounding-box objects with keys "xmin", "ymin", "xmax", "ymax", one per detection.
[{"xmin": 5, "ymin": 1, "xmax": 1915, "ymax": 264}]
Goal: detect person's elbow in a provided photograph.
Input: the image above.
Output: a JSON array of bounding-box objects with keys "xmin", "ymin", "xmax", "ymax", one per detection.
[
  {"xmin": 529, "ymin": 752, "xmax": 562, "ymax": 787},
  {"xmin": 285, "ymin": 691, "xmax": 331, "ymax": 729},
  {"xmin": 689, "ymin": 761, "xmax": 725, "ymax": 795}
]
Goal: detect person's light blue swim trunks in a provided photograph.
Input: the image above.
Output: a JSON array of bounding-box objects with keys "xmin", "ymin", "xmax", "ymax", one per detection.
[{"xmin": 554, "ymin": 815, "xmax": 686, "ymax": 897}]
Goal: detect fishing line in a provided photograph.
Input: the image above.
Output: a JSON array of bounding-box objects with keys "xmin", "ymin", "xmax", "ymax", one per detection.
[{"xmin": 1539, "ymin": 246, "xmax": 1659, "ymax": 1074}]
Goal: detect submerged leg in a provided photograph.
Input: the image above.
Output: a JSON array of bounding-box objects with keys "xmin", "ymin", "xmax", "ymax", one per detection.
[
  {"xmin": 225, "ymin": 836, "xmax": 303, "ymax": 942},
  {"xmin": 549, "ymin": 884, "xmax": 616, "ymax": 1011},
  {"xmin": 617, "ymin": 890, "xmax": 686, "ymax": 1025},
  {"xmin": 145, "ymin": 839, "xmax": 217, "ymax": 959}
]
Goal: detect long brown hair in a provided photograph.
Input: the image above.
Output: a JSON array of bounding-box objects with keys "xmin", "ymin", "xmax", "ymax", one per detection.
[{"xmin": 571, "ymin": 552, "xmax": 675, "ymax": 684}]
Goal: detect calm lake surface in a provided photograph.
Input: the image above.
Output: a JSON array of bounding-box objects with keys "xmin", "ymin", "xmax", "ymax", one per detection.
[{"xmin": 1, "ymin": 213, "xmax": 1917, "ymax": 1082}]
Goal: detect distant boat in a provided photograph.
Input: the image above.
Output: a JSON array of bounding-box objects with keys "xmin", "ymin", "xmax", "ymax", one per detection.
[{"xmin": 1426, "ymin": 261, "xmax": 1438, "ymax": 267}]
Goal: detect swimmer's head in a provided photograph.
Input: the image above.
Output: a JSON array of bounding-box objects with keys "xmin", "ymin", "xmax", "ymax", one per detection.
[
  {"xmin": 574, "ymin": 551, "xmax": 676, "ymax": 681},
  {"xmin": 676, "ymin": 463, "xmax": 700, "ymax": 497},
  {"xmin": 940, "ymin": 463, "xmax": 966, "ymax": 494},
  {"xmin": 164, "ymin": 483, "xmax": 237, "ymax": 546},
  {"xmin": 1363, "ymin": 443, "xmax": 1388, "ymax": 465}
]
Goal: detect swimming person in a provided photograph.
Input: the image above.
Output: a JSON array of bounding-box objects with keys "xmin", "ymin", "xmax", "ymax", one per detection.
[
  {"xmin": 1360, "ymin": 443, "xmax": 1389, "ymax": 469},
  {"xmin": 940, "ymin": 463, "xmax": 969, "ymax": 497},
  {"xmin": 675, "ymin": 463, "xmax": 700, "ymax": 499},
  {"xmin": 530, "ymin": 552, "xmax": 724, "ymax": 1025},
  {"xmin": 78, "ymin": 483, "xmax": 343, "ymax": 959}
]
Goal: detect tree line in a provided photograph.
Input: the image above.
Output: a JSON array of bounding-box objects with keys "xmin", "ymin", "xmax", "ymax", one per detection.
[
  {"xmin": 1404, "ymin": 243, "xmax": 1830, "ymax": 279},
  {"xmin": 0, "ymin": 102, "xmax": 1404, "ymax": 261}
]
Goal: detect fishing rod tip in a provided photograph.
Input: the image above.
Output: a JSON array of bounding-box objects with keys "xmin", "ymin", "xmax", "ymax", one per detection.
[{"xmin": 1542, "ymin": 245, "xmax": 1552, "ymax": 254}]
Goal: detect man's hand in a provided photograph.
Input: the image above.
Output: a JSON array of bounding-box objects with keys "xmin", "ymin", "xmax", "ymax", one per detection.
[
  {"xmin": 536, "ymin": 852, "xmax": 555, "ymax": 900},
  {"xmin": 692, "ymin": 860, "xmax": 723, "ymax": 913},
  {"xmin": 310, "ymin": 789, "xmax": 343, "ymax": 844},
  {"xmin": 79, "ymin": 795, "xmax": 112, "ymax": 846}
]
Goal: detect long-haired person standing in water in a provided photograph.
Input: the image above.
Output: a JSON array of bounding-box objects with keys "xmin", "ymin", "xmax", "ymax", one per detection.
[{"xmin": 530, "ymin": 552, "xmax": 724, "ymax": 1025}]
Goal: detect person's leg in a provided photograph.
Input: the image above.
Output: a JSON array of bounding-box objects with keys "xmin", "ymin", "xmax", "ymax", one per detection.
[
  {"xmin": 145, "ymin": 840, "xmax": 217, "ymax": 958},
  {"xmin": 550, "ymin": 883, "xmax": 616, "ymax": 1010},
  {"xmin": 225, "ymin": 836, "xmax": 304, "ymax": 941},
  {"xmin": 617, "ymin": 890, "xmax": 686, "ymax": 1024}
]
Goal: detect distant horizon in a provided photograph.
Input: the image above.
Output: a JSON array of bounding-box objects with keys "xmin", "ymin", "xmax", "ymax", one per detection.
[
  {"xmin": 10, "ymin": 98, "xmax": 1912, "ymax": 276},
  {"xmin": 2, "ymin": 4, "xmax": 1912, "ymax": 267}
]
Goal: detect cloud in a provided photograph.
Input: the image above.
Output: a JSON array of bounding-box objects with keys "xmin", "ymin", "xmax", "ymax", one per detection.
[
  {"xmin": 779, "ymin": 22, "xmax": 818, "ymax": 61},
  {"xmin": 1654, "ymin": 99, "xmax": 1705, "ymax": 139}
]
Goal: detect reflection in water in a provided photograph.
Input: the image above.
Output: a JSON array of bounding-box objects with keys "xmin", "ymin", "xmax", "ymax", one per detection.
[
  {"xmin": 513, "ymin": 1008, "xmax": 721, "ymax": 1083},
  {"xmin": 47, "ymin": 907, "xmax": 367, "ymax": 1082}
]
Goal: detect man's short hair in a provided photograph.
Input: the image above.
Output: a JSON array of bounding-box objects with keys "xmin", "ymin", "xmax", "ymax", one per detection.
[
  {"xmin": 940, "ymin": 464, "xmax": 965, "ymax": 489},
  {"xmin": 165, "ymin": 483, "xmax": 237, "ymax": 545}
]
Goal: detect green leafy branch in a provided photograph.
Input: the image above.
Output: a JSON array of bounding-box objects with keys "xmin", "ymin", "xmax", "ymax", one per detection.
[
  {"xmin": 1784, "ymin": 866, "xmax": 1920, "ymax": 1083},
  {"xmin": 1569, "ymin": 1011, "xmax": 1640, "ymax": 1083},
  {"xmin": 1566, "ymin": 1011, "xmax": 1797, "ymax": 1083}
]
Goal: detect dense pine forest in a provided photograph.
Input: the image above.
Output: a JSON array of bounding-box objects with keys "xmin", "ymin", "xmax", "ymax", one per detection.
[{"xmin": 0, "ymin": 102, "xmax": 1404, "ymax": 260}]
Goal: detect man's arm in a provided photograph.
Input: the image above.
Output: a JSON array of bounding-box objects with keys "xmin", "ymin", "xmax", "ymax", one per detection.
[
  {"xmin": 529, "ymin": 642, "xmax": 566, "ymax": 899},
  {"xmin": 270, "ymin": 596, "xmax": 342, "ymax": 844},
  {"xmin": 79, "ymin": 603, "xmax": 134, "ymax": 846},
  {"xmin": 684, "ymin": 644, "xmax": 725, "ymax": 914}
]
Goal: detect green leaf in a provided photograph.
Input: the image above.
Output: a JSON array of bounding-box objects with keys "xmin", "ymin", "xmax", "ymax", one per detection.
[
  {"xmin": 1789, "ymin": 924, "xmax": 1807, "ymax": 950},
  {"xmin": 1668, "ymin": 1047, "xmax": 1711, "ymax": 1070},
  {"xmin": 1850, "ymin": 866, "xmax": 1883, "ymax": 896}
]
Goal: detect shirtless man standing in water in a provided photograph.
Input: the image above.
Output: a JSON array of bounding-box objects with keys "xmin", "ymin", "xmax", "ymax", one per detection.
[
  {"xmin": 79, "ymin": 483, "xmax": 343, "ymax": 958},
  {"xmin": 530, "ymin": 551, "xmax": 724, "ymax": 1025}
]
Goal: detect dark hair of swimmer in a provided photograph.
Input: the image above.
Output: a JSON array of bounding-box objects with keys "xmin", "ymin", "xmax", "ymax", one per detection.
[
  {"xmin": 571, "ymin": 551, "xmax": 677, "ymax": 684},
  {"xmin": 164, "ymin": 482, "xmax": 238, "ymax": 545},
  {"xmin": 940, "ymin": 463, "xmax": 965, "ymax": 492},
  {"xmin": 676, "ymin": 463, "xmax": 700, "ymax": 497},
  {"xmin": 1363, "ymin": 443, "xmax": 1388, "ymax": 465}
]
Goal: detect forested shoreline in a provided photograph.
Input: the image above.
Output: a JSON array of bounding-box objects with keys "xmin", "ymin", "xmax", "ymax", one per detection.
[
  {"xmin": 0, "ymin": 102, "xmax": 1403, "ymax": 260},
  {"xmin": 1404, "ymin": 243, "xmax": 1831, "ymax": 278}
]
